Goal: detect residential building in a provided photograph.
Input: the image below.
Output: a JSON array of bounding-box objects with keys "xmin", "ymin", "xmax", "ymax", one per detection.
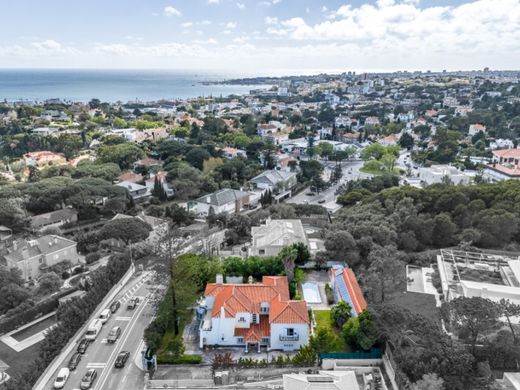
[
  {"xmin": 490, "ymin": 139, "xmax": 515, "ymax": 150},
  {"xmin": 250, "ymin": 169, "xmax": 297, "ymax": 199},
  {"xmin": 283, "ymin": 371, "xmax": 360, "ymax": 390},
  {"xmin": 483, "ymin": 149, "xmax": 520, "ymax": 182},
  {"xmin": 257, "ymin": 123, "xmax": 278, "ymax": 136},
  {"xmin": 3, "ymin": 235, "xmax": 80, "ymax": 280},
  {"xmin": 419, "ymin": 165, "xmax": 470, "ymax": 185},
  {"xmin": 335, "ymin": 115, "xmax": 352, "ymax": 128},
  {"xmin": 195, "ymin": 188, "xmax": 251, "ymax": 216},
  {"xmin": 133, "ymin": 158, "xmax": 162, "ymax": 170},
  {"xmin": 0, "ymin": 226, "xmax": 13, "ymax": 249},
  {"xmin": 115, "ymin": 181, "xmax": 151, "ymax": 202},
  {"xmin": 30, "ymin": 208, "xmax": 78, "ymax": 231},
  {"xmin": 329, "ymin": 265, "xmax": 367, "ymax": 317},
  {"xmin": 117, "ymin": 171, "xmax": 144, "ymax": 184},
  {"xmin": 249, "ymin": 218, "xmax": 307, "ymax": 257},
  {"xmin": 145, "ymin": 171, "xmax": 174, "ymax": 198},
  {"xmin": 468, "ymin": 123, "xmax": 487, "ymax": 136},
  {"xmin": 221, "ymin": 147, "xmax": 247, "ymax": 159},
  {"xmin": 379, "ymin": 135, "xmax": 399, "ymax": 147},
  {"xmin": 134, "ymin": 127, "xmax": 169, "ymax": 143},
  {"xmin": 364, "ymin": 116, "xmax": 380, "ymax": 126},
  {"xmin": 198, "ymin": 275, "xmax": 310, "ymax": 352}
]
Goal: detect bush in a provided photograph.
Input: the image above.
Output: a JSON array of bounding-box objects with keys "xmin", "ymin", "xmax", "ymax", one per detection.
[
  {"xmin": 157, "ymin": 354, "xmax": 203, "ymax": 365},
  {"xmin": 325, "ymin": 283, "xmax": 335, "ymax": 305},
  {"xmin": 61, "ymin": 271, "xmax": 70, "ymax": 280},
  {"xmin": 85, "ymin": 252, "xmax": 101, "ymax": 264},
  {"xmin": 72, "ymin": 265, "xmax": 84, "ymax": 275}
]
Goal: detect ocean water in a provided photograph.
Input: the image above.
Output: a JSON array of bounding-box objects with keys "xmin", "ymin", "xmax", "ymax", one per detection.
[{"xmin": 0, "ymin": 69, "xmax": 265, "ymax": 103}]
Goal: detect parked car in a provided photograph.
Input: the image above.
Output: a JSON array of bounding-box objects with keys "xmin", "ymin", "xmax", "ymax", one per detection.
[
  {"xmin": 107, "ymin": 326, "xmax": 121, "ymax": 343},
  {"xmin": 53, "ymin": 367, "xmax": 70, "ymax": 389},
  {"xmin": 77, "ymin": 338, "xmax": 90, "ymax": 354},
  {"xmin": 110, "ymin": 301, "xmax": 121, "ymax": 313},
  {"xmin": 68, "ymin": 352, "xmax": 82, "ymax": 370},
  {"xmin": 114, "ymin": 351, "xmax": 130, "ymax": 368},
  {"xmin": 318, "ymin": 199, "xmax": 326, "ymax": 204},
  {"xmin": 80, "ymin": 369, "xmax": 97, "ymax": 389},
  {"xmin": 127, "ymin": 297, "xmax": 139, "ymax": 310},
  {"xmin": 306, "ymin": 192, "xmax": 316, "ymax": 196}
]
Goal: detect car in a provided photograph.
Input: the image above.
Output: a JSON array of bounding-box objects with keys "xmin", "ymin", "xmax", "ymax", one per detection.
[
  {"xmin": 107, "ymin": 326, "xmax": 122, "ymax": 343},
  {"xmin": 53, "ymin": 367, "xmax": 70, "ymax": 389},
  {"xmin": 80, "ymin": 369, "xmax": 98, "ymax": 389},
  {"xmin": 115, "ymin": 351, "xmax": 130, "ymax": 368},
  {"xmin": 318, "ymin": 199, "xmax": 326, "ymax": 204},
  {"xmin": 68, "ymin": 352, "xmax": 82, "ymax": 370},
  {"xmin": 306, "ymin": 192, "xmax": 316, "ymax": 196},
  {"xmin": 99, "ymin": 308, "xmax": 110, "ymax": 324},
  {"xmin": 77, "ymin": 338, "xmax": 90, "ymax": 354},
  {"xmin": 110, "ymin": 301, "xmax": 121, "ymax": 313},
  {"xmin": 127, "ymin": 297, "xmax": 139, "ymax": 310}
]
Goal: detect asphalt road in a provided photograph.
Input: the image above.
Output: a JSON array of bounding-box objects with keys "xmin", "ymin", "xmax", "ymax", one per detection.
[
  {"xmin": 42, "ymin": 272, "xmax": 155, "ymax": 390},
  {"xmin": 286, "ymin": 159, "xmax": 369, "ymax": 212}
]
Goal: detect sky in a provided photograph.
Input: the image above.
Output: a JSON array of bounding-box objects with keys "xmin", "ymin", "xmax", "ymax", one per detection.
[{"xmin": 0, "ymin": 0, "xmax": 519, "ymax": 75}]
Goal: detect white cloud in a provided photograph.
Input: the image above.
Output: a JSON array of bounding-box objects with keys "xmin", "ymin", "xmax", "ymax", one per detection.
[
  {"xmin": 163, "ymin": 6, "xmax": 181, "ymax": 17},
  {"xmin": 237, "ymin": 2, "xmax": 245, "ymax": 9},
  {"xmin": 208, "ymin": 0, "xmax": 220, "ymax": 4},
  {"xmin": 31, "ymin": 39, "xmax": 62, "ymax": 51},
  {"xmin": 225, "ymin": 22, "xmax": 237, "ymax": 29},
  {"xmin": 233, "ymin": 36, "xmax": 250, "ymax": 44},
  {"xmin": 264, "ymin": 16, "xmax": 278, "ymax": 25},
  {"xmin": 181, "ymin": 22, "xmax": 193, "ymax": 28}
]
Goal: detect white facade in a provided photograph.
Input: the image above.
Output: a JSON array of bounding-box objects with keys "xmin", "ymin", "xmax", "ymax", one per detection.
[
  {"xmin": 419, "ymin": 165, "xmax": 470, "ymax": 185},
  {"xmin": 269, "ymin": 323, "xmax": 309, "ymax": 351}
]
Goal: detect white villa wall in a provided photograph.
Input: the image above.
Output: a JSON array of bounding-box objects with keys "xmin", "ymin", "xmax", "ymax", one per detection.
[{"xmin": 270, "ymin": 323, "xmax": 309, "ymax": 351}]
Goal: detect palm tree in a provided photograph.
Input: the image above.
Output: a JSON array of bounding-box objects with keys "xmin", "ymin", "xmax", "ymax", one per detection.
[{"xmin": 279, "ymin": 246, "xmax": 298, "ymax": 283}]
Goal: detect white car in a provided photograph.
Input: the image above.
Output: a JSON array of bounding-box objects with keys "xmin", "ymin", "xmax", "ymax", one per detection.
[{"xmin": 54, "ymin": 367, "xmax": 70, "ymax": 389}]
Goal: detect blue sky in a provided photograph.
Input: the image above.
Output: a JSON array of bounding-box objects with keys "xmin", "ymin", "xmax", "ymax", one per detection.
[{"xmin": 0, "ymin": 0, "xmax": 518, "ymax": 74}]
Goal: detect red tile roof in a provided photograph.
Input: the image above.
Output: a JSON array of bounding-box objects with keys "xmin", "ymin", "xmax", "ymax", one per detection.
[
  {"xmin": 234, "ymin": 317, "xmax": 270, "ymax": 342},
  {"xmin": 493, "ymin": 149, "xmax": 520, "ymax": 159},
  {"xmin": 342, "ymin": 268, "xmax": 367, "ymax": 315},
  {"xmin": 205, "ymin": 276, "xmax": 308, "ymax": 325}
]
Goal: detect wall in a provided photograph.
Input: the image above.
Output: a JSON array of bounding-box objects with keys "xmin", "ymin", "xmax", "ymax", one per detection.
[{"xmin": 270, "ymin": 323, "xmax": 309, "ymax": 351}]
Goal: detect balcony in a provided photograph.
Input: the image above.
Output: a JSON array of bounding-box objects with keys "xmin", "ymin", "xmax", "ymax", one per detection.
[{"xmin": 279, "ymin": 334, "xmax": 299, "ymax": 341}]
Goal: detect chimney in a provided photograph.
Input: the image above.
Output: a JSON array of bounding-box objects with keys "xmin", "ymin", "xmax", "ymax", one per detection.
[
  {"xmin": 216, "ymin": 274, "xmax": 224, "ymax": 284},
  {"xmin": 248, "ymin": 276, "xmax": 253, "ymax": 284},
  {"xmin": 206, "ymin": 196, "xmax": 211, "ymax": 203}
]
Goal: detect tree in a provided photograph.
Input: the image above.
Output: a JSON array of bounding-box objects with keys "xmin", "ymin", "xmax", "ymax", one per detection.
[
  {"xmin": 0, "ymin": 283, "xmax": 31, "ymax": 314},
  {"xmin": 97, "ymin": 143, "xmax": 145, "ymax": 170},
  {"xmin": 309, "ymin": 328, "xmax": 342, "ymax": 356},
  {"xmin": 364, "ymin": 245, "xmax": 404, "ymax": 303},
  {"xmin": 185, "ymin": 147, "xmax": 211, "ymax": 170},
  {"xmin": 498, "ymin": 299, "xmax": 520, "ymax": 343},
  {"xmin": 342, "ymin": 310, "xmax": 377, "ymax": 351},
  {"xmin": 412, "ymin": 373, "xmax": 445, "ymax": 390},
  {"xmin": 278, "ymin": 245, "xmax": 298, "ymax": 283},
  {"xmin": 399, "ymin": 132, "xmax": 415, "ymax": 149},
  {"xmin": 152, "ymin": 176, "xmax": 168, "ymax": 201},
  {"xmin": 443, "ymin": 297, "xmax": 500, "ymax": 354},
  {"xmin": 98, "ymin": 217, "xmax": 151, "ymax": 245},
  {"xmin": 330, "ymin": 301, "xmax": 353, "ymax": 328},
  {"xmin": 37, "ymin": 272, "xmax": 62, "ymax": 295}
]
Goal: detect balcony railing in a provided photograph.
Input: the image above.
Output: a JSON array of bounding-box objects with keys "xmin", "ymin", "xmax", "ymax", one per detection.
[{"xmin": 279, "ymin": 334, "xmax": 299, "ymax": 341}]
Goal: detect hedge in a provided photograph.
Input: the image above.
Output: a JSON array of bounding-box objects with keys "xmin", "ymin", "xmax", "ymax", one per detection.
[{"xmin": 157, "ymin": 354, "xmax": 203, "ymax": 365}]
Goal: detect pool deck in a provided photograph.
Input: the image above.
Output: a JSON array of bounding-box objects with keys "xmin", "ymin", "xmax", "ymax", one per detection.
[{"xmin": 0, "ymin": 311, "xmax": 57, "ymax": 352}]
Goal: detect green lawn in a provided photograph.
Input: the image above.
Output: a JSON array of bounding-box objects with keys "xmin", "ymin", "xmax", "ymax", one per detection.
[{"xmin": 313, "ymin": 309, "xmax": 349, "ymax": 352}]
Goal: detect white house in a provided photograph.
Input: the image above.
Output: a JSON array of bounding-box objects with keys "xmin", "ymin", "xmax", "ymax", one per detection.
[
  {"xmin": 249, "ymin": 219, "xmax": 308, "ymax": 257},
  {"xmin": 250, "ymin": 170, "xmax": 297, "ymax": 197},
  {"xmin": 468, "ymin": 123, "xmax": 487, "ymax": 137},
  {"xmin": 335, "ymin": 115, "xmax": 352, "ymax": 128},
  {"xmin": 490, "ymin": 139, "xmax": 515, "ymax": 150},
  {"xmin": 194, "ymin": 188, "xmax": 251, "ymax": 216},
  {"xmin": 284, "ymin": 371, "xmax": 360, "ymax": 390},
  {"xmin": 419, "ymin": 165, "xmax": 470, "ymax": 186},
  {"xmin": 198, "ymin": 275, "xmax": 310, "ymax": 352}
]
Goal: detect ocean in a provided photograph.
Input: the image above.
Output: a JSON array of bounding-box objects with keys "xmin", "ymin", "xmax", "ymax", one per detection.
[{"xmin": 0, "ymin": 69, "xmax": 266, "ymax": 103}]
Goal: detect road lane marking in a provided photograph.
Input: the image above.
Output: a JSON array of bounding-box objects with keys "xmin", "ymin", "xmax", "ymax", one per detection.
[
  {"xmin": 94, "ymin": 295, "xmax": 149, "ymax": 390},
  {"xmin": 115, "ymin": 317, "xmax": 132, "ymax": 321},
  {"xmin": 87, "ymin": 363, "xmax": 107, "ymax": 368}
]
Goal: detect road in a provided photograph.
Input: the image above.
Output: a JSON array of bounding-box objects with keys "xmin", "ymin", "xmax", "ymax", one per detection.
[
  {"xmin": 286, "ymin": 159, "xmax": 369, "ymax": 212},
  {"xmin": 42, "ymin": 271, "xmax": 155, "ymax": 390}
]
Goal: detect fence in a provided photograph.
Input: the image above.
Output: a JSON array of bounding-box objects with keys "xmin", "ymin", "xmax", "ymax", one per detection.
[{"xmin": 320, "ymin": 348, "xmax": 383, "ymax": 361}]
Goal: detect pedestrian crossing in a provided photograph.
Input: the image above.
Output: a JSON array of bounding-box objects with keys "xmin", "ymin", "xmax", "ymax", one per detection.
[{"xmin": 86, "ymin": 362, "xmax": 106, "ymax": 369}]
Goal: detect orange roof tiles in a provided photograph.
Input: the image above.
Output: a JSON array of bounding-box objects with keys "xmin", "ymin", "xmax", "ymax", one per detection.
[
  {"xmin": 493, "ymin": 149, "xmax": 520, "ymax": 159},
  {"xmin": 205, "ymin": 276, "xmax": 309, "ymax": 325},
  {"xmin": 342, "ymin": 268, "xmax": 367, "ymax": 315},
  {"xmin": 234, "ymin": 317, "xmax": 270, "ymax": 342}
]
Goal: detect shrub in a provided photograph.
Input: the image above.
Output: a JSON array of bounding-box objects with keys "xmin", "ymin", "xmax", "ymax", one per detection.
[
  {"xmin": 85, "ymin": 252, "xmax": 101, "ymax": 264},
  {"xmin": 61, "ymin": 271, "xmax": 70, "ymax": 280},
  {"xmin": 325, "ymin": 283, "xmax": 335, "ymax": 305},
  {"xmin": 164, "ymin": 354, "xmax": 203, "ymax": 365}
]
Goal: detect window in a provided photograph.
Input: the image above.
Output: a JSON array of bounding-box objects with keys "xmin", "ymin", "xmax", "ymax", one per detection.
[
  {"xmin": 237, "ymin": 337, "xmax": 244, "ymax": 344},
  {"xmin": 238, "ymin": 316, "xmax": 246, "ymax": 322},
  {"xmin": 252, "ymin": 314, "xmax": 258, "ymax": 324},
  {"xmin": 259, "ymin": 249, "xmax": 265, "ymax": 255},
  {"xmin": 261, "ymin": 337, "xmax": 270, "ymax": 344},
  {"xmin": 286, "ymin": 328, "xmax": 294, "ymax": 336}
]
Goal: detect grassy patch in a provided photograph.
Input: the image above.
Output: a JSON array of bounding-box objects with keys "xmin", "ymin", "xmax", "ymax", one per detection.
[{"xmin": 314, "ymin": 309, "xmax": 349, "ymax": 351}]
